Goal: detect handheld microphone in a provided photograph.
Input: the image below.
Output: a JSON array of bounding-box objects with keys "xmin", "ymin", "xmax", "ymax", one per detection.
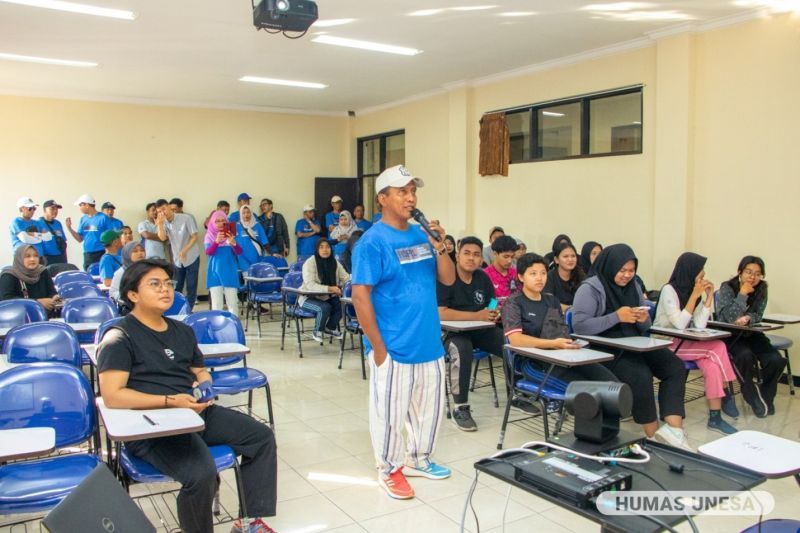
[{"xmin": 410, "ymin": 208, "xmax": 441, "ymax": 242}]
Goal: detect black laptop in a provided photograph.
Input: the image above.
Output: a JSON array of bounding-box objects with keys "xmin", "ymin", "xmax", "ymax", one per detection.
[{"xmin": 42, "ymin": 464, "xmax": 156, "ymax": 533}]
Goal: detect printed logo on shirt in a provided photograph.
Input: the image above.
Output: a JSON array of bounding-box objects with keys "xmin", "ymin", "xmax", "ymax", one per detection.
[
  {"xmin": 163, "ymin": 348, "xmax": 175, "ymax": 360},
  {"xmin": 473, "ymin": 290, "xmax": 486, "ymax": 306},
  {"xmin": 527, "ymin": 312, "xmax": 537, "ymax": 317},
  {"xmin": 84, "ymin": 224, "xmax": 99, "ymax": 232},
  {"xmin": 395, "ymin": 243, "xmax": 433, "ymax": 264}
]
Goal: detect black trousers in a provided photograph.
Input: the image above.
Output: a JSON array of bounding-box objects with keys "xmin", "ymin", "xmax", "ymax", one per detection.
[
  {"xmin": 444, "ymin": 327, "xmax": 505, "ymax": 404},
  {"xmin": 727, "ymin": 332, "xmax": 786, "ymax": 408},
  {"xmin": 602, "ymin": 347, "xmax": 686, "ymax": 425},
  {"xmin": 44, "ymin": 253, "xmax": 66, "ymax": 265},
  {"xmin": 126, "ymin": 405, "xmax": 277, "ymax": 533},
  {"xmin": 83, "ymin": 250, "xmax": 104, "ymax": 271}
]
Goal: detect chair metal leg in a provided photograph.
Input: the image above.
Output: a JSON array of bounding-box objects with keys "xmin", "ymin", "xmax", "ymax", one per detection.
[
  {"xmin": 470, "ymin": 357, "xmax": 480, "ymax": 392},
  {"xmin": 280, "ymin": 299, "xmax": 287, "ymax": 350},
  {"xmin": 295, "ymin": 315, "xmax": 303, "ymax": 357},
  {"xmin": 783, "ymin": 349, "xmax": 795, "ymax": 395},
  {"xmin": 497, "ymin": 390, "xmax": 514, "ymax": 450},
  {"xmin": 231, "ymin": 458, "xmax": 248, "ymax": 521},
  {"xmin": 338, "ymin": 329, "xmax": 346, "ymax": 370},
  {"xmin": 487, "ymin": 356, "xmax": 499, "ymax": 408},
  {"xmin": 540, "ymin": 398, "xmax": 551, "ymax": 441},
  {"xmin": 256, "ymin": 303, "xmax": 262, "ymax": 339},
  {"xmin": 265, "ymin": 383, "xmax": 274, "ymax": 428},
  {"xmin": 247, "ymin": 390, "xmax": 254, "ymax": 417}
]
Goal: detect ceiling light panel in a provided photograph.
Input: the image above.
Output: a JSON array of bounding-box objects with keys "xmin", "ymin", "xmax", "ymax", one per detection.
[
  {"xmin": 0, "ymin": 52, "xmax": 97, "ymax": 67},
  {"xmin": 580, "ymin": 2, "xmax": 655, "ymax": 11},
  {"xmin": 451, "ymin": 5, "xmax": 498, "ymax": 11},
  {"xmin": 239, "ymin": 76, "xmax": 327, "ymax": 89},
  {"xmin": 312, "ymin": 35, "xmax": 422, "ymax": 56},
  {"xmin": 498, "ymin": 11, "xmax": 537, "ymax": 17},
  {"xmin": 408, "ymin": 8, "xmax": 445, "ymax": 16},
  {"xmin": 0, "ymin": 0, "xmax": 136, "ymax": 20}
]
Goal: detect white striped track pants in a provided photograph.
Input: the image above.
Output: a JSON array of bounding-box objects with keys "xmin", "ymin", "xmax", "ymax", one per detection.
[{"xmin": 367, "ymin": 351, "xmax": 445, "ymax": 476}]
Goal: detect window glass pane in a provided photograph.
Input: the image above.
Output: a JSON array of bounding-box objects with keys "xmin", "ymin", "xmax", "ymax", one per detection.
[
  {"xmin": 361, "ymin": 138, "xmax": 380, "ymax": 175},
  {"xmin": 385, "ymin": 134, "xmax": 405, "ymax": 168},
  {"xmin": 537, "ymin": 103, "xmax": 581, "ymax": 159},
  {"xmin": 507, "ymin": 110, "xmax": 531, "ymax": 163},
  {"xmin": 589, "ymin": 92, "xmax": 642, "ymax": 154}
]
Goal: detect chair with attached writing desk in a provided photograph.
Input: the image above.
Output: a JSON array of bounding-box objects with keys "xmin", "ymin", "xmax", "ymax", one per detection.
[
  {"xmin": 0, "ymin": 364, "xmax": 102, "ymax": 523},
  {"xmin": 3, "ymin": 321, "xmax": 82, "ymax": 367},
  {"xmin": 0, "ymin": 298, "xmax": 47, "ymax": 328},
  {"xmin": 57, "ymin": 281, "xmax": 103, "ymax": 300},
  {"xmin": 337, "ymin": 282, "xmax": 366, "ymax": 379},
  {"xmin": 53, "ymin": 270, "xmax": 94, "ymax": 292},
  {"xmin": 279, "ymin": 271, "xmax": 317, "ymax": 357},
  {"xmin": 243, "ymin": 262, "xmax": 282, "ymax": 337}
]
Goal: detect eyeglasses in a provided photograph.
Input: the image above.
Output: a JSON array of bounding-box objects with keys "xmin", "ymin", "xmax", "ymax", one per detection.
[
  {"xmin": 143, "ymin": 279, "xmax": 177, "ymax": 291},
  {"xmin": 742, "ymin": 269, "xmax": 763, "ymax": 279}
]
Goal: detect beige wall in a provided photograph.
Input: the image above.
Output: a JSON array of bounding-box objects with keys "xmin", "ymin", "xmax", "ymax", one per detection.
[
  {"xmin": 353, "ymin": 13, "xmax": 800, "ymax": 374},
  {"xmin": 1, "ymin": 96, "xmax": 349, "ymax": 289}
]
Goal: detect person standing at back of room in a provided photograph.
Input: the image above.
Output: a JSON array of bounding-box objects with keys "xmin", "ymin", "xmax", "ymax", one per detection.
[
  {"xmin": 352, "ymin": 164, "xmax": 456, "ymax": 501},
  {"xmin": 66, "ymin": 194, "xmax": 113, "ymax": 271},
  {"xmin": 39, "ymin": 200, "xmax": 68, "ymax": 265}
]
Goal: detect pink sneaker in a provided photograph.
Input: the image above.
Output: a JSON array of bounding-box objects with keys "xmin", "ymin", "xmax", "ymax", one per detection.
[
  {"xmin": 378, "ymin": 467, "xmax": 415, "ymax": 500},
  {"xmin": 230, "ymin": 517, "xmax": 277, "ymax": 533}
]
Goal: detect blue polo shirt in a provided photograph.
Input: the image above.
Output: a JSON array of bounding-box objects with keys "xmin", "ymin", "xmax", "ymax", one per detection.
[
  {"xmin": 294, "ymin": 218, "xmax": 321, "ymax": 257},
  {"xmin": 99, "ymin": 252, "xmax": 122, "ymax": 281},
  {"xmin": 351, "ymin": 221, "xmax": 443, "ymax": 364},
  {"xmin": 235, "ymin": 222, "xmax": 267, "ymax": 271},
  {"xmin": 39, "ymin": 217, "xmax": 66, "ymax": 256},
  {"xmin": 324, "ymin": 211, "xmax": 341, "ymax": 229},
  {"xmin": 78, "ymin": 212, "xmax": 112, "ymax": 253}
]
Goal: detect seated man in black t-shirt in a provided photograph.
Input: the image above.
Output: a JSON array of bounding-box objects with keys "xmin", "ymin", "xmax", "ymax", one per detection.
[
  {"xmin": 97, "ymin": 259, "xmax": 277, "ymax": 533},
  {"xmin": 437, "ymin": 236, "xmax": 505, "ymax": 432}
]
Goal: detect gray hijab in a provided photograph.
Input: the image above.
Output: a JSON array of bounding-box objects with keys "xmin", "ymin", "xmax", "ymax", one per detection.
[{"xmin": 2, "ymin": 245, "xmax": 46, "ymax": 284}]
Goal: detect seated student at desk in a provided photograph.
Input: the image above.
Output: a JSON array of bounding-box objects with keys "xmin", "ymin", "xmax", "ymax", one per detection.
[
  {"xmin": 716, "ymin": 255, "xmax": 786, "ymax": 417},
  {"xmin": 98, "ymin": 229, "xmax": 124, "ymax": 287},
  {"xmin": 299, "ymin": 238, "xmax": 350, "ymax": 342},
  {"xmin": 572, "ymin": 244, "xmax": 690, "ymax": 450},
  {"xmin": 578, "ymin": 241, "xmax": 602, "ymax": 275},
  {"xmin": 109, "ymin": 241, "xmax": 146, "ymax": 304},
  {"xmin": 0, "ymin": 244, "xmax": 60, "ymax": 315},
  {"xmin": 97, "ymin": 259, "xmax": 277, "ymax": 533},
  {"xmin": 654, "ymin": 252, "xmax": 739, "ymax": 434},
  {"xmin": 437, "ymin": 236, "xmax": 505, "ymax": 432},
  {"xmin": 484, "ymin": 235, "xmax": 520, "ymax": 300},
  {"xmin": 543, "ymin": 241, "xmax": 585, "ymax": 311},
  {"xmin": 503, "ymin": 253, "xmax": 617, "ymax": 383}
]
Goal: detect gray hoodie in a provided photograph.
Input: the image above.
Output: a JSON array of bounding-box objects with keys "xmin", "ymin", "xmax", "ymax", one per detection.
[{"xmin": 572, "ymin": 276, "xmax": 650, "ymax": 336}]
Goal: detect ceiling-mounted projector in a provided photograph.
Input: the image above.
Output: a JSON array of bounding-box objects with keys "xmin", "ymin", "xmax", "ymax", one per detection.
[{"xmin": 253, "ymin": 0, "xmax": 318, "ymax": 35}]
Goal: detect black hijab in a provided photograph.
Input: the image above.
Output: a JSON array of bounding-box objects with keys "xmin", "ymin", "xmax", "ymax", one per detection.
[
  {"xmin": 667, "ymin": 252, "xmax": 706, "ymax": 309},
  {"xmin": 579, "ymin": 241, "xmax": 602, "ymax": 275},
  {"xmin": 313, "ymin": 238, "xmax": 338, "ymax": 286},
  {"xmin": 593, "ymin": 244, "xmax": 640, "ymax": 337}
]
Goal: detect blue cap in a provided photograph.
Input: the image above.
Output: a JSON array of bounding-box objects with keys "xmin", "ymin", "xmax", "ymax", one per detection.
[{"xmin": 237, "ymin": 193, "xmax": 251, "ymax": 202}]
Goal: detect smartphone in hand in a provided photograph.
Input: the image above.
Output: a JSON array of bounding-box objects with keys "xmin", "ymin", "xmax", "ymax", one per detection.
[{"xmin": 487, "ymin": 298, "xmax": 498, "ymax": 311}]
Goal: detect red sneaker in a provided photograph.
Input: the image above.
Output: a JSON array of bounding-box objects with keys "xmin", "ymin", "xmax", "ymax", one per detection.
[
  {"xmin": 378, "ymin": 467, "xmax": 415, "ymax": 500},
  {"xmin": 230, "ymin": 517, "xmax": 277, "ymax": 533}
]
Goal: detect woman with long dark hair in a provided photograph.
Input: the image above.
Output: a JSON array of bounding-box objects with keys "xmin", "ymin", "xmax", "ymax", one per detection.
[
  {"xmin": 544, "ymin": 241, "xmax": 585, "ymax": 311},
  {"xmin": 572, "ymin": 244, "xmax": 689, "ymax": 449},
  {"xmin": 443, "ymin": 235, "xmax": 457, "ymax": 263},
  {"xmin": 654, "ymin": 252, "xmax": 738, "ymax": 434},
  {"xmin": 299, "ymin": 238, "xmax": 350, "ymax": 342},
  {"xmin": 579, "ymin": 241, "xmax": 602, "ymax": 274},
  {"xmin": 543, "ymin": 233, "xmax": 573, "ymax": 268},
  {"xmin": 716, "ymin": 256, "xmax": 786, "ymax": 417}
]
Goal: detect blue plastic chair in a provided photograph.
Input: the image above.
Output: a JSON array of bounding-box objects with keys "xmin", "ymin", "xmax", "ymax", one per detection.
[
  {"xmin": 280, "ymin": 271, "xmax": 316, "ymax": 357},
  {"xmin": 2, "ymin": 321, "xmax": 82, "ymax": 367},
  {"xmin": 62, "ymin": 296, "xmax": 119, "ymax": 345},
  {"xmin": 53, "ymin": 270, "xmax": 94, "ymax": 291},
  {"xmin": 470, "ymin": 349, "xmax": 499, "ymax": 408},
  {"xmin": 0, "ymin": 364, "xmax": 102, "ymax": 515},
  {"xmin": 184, "ymin": 311, "xmax": 274, "ymax": 426},
  {"xmin": 58, "ymin": 281, "xmax": 103, "ymax": 299},
  {"xmin": 94, "ymin": 316, "xmax": 124, "ymax": 344},
  {"xmin": 337, "ymin": 282, "xmax": 365, "ymax": 379},
  {"xmin": 0, "ymin": 299, "xmax": 48, "ymax": 328},
  {"xmin": 164, "ymin": 290, "xmax": 191, "ymax": 317},
  {"xmin": 260, "ymin": 255, "xmax": 289, "ymax": 276},
  {"xmin": 244, "ymin": 262, "xmax": 283, "ymax": 337},
  {"xmin": 497, "ymin": 343, "xmax": 570, "ymax": 449},
  {"xmin": 288, "ymin": 259, "xmax": 306, "ymax": 273},
  {"xmin": 86, "ymin": 262, "xmax": 101, "ymax": 279}
]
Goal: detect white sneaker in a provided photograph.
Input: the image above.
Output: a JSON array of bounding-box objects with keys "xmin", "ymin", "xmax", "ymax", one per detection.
[
  {"xmin": 653, "ymin": 425, "xmax": 693, "ymax": 452},
  {"xmin": 311, "ymin": 331, "xmax": 324, "ymax": 343}
]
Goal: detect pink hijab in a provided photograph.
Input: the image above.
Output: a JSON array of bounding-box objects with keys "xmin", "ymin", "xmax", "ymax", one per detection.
[{"xmin": 204, "ymin": 210, "xmax": 230, "ymax": 247}]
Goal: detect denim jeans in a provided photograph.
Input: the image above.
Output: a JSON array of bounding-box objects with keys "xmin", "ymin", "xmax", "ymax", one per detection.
[{"xmin": 174, "ymin": 257, "xmax": 199, "ymax": 310}]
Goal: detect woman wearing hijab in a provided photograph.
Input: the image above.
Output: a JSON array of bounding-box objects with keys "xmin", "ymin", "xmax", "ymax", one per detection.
[
  {"xmin": 109, "ymin": 241, "xmax": 146, "ymax": 302},
  {"xmin": 329, "ymin": 210, "xmax": 357, "ymax": 257},
  {"xmin": 579, "ymin": 241, "xmax": 602, "ymax": 274},
  {"xmin": 205, "ymin": 210, "xmax": 243, "ymax": 314},
  {"xmin": 299, "ymin": 238, "xmax": 350, "ymax": 343},
  {"xmin": 653, "ymin": 252, "xmax": 738, "ymax": 434},
  {"xmin": 341, "ymin": 230, "xmax": 364, "ymax": 274},
  {"xmin": 235, "ymin": 205, "xmax": 268, "ymax": 271},
  {"xmin": 543, "ymin": 233, "xmax": 573, "ymax": 268},
  {"xmin": 717, "ymin": 256, "xmax": 786, "ymax": 418},
  {"xmin": 572, "ymin": 244, "xmax": 690, "ymax": 449},
  {"xmin": 0, "ymin": 245, "xmax": 59, "ymax": 314},
  {"xmin": 544, "ymin": 241, "xmax": 586, "ymax": 311}
]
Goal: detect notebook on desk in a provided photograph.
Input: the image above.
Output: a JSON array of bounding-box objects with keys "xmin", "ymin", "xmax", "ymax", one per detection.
[{"xmin": 42, "ymin": 464, "xmax": 155, "ymax": 533}]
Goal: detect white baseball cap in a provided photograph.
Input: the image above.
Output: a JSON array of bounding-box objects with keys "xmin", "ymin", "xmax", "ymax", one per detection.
[
  {"xmin": 302, "ymin": 204, "xmax": 315, "ymax": 212},
  {"xmin": 330, "ymin": 195, "xmax": 343, "ymax": 203},
  {"xmin": 16, "ymin": 197, "xmax": 38, "ymax": 209},
  {"xmin": 375, "ymin": 165, "xmax": 425, "ymax": 193},
  {"xmin": 74, "ymin": 194, "xmax": 96, "ymax": 206}
]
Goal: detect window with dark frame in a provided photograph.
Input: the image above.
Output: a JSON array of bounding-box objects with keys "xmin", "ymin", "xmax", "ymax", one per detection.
[
  {"xmin": 505, "ymin": 86, "xmax": 642, "ymax": 164},
  {"xmin": 357, "ymin": 129, "xmax": 405, "ymax": 218}
]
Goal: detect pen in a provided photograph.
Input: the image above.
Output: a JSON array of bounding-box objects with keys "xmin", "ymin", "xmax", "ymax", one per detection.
[{"xmin": 143, "ymin": 414, "xmax": 158, "ymax": 426}]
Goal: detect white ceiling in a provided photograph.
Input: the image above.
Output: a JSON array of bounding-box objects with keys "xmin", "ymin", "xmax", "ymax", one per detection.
[{"xmin": 0, "ymin": 1, "xmax": 785, "ymax": 114}]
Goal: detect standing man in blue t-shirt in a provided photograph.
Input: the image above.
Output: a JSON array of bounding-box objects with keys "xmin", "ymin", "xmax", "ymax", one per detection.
[
  {"xmin": 352, "ymin": 164, "xmax": 455, "ymax": 501},
  {"xmin": 10, "ymin": 197, "xmax": 47, "ymax": 258},
  {"xmin": 294, "ymin": 204, "xmax": 321, "ymax": 258},
  {"xmin": 39, "ymin": 200, "xmax": 68, "ymax": 265},
  {"xmin": 101, "ymin": 202, "xmax": 125, "ymax": 231},
  {"xmin": 66, "ymin": 194, "xmax": 112, "ymax": 270}
]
